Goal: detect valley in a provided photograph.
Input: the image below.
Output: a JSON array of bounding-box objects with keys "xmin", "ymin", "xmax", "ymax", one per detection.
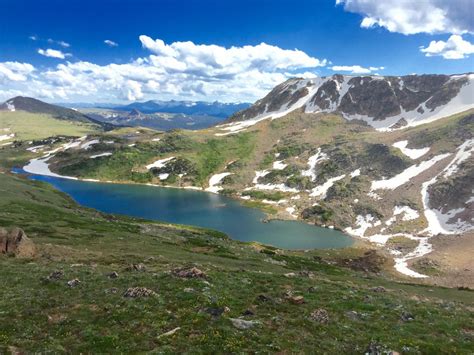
[
  {"xmin": 2, "ymin": 0, "xmax": 474, "ymax": 352},
  {"xmin": 7, "ymin": 73, "xmax": 472, "ymax": 282},
  {"xmin": 0, "ymin": 73, "xmax": 473, "ymax": 353}
]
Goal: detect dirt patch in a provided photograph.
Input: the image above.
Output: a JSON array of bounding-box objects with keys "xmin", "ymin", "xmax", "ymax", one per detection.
[
  {"xmin": 410, "ymin": 232, "xmax": 474, "ymax": 288},
  {"xmin": 337, "ymin": 250, "xmax": 387, "ymax": 273}
]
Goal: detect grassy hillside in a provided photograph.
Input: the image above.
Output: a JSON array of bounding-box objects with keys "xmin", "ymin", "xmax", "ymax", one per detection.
[
  {"xmin": 25, "ymin": 108, "xmax": 473, "ymax": 287},
  {"xmin": 0, "ymin": 111, "xmax": 99, "ymax": 141},
  {"xmin": 0, "ymin": 172, "xmax": 473, "ymax": 353}
]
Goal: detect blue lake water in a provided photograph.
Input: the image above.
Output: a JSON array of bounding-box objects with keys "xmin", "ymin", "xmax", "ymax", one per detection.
[{"xmin": 20, "ymin": 171, "xmax": 353, "ymax": 250}]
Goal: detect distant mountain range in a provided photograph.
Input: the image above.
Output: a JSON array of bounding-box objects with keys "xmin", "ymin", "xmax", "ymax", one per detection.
[
  {"xmin": 110, "ymin": 100, "xmax": 250, "ymax": 118},
  {"xmin": 1, "ymin": 97, "xmax": 250, "ymax": 131},
  {"xmin": 81, "ymin": 108, "xmax": 231, "ymax": 131},
  {"xmin": 60, "ymin": 100, "xmax": 250, "ymax": 118}
]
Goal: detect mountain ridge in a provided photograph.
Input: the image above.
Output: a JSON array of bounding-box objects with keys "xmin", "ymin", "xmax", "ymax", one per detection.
[
  {"xmin": 0, "ymin": 96, "xmax": 114, "ymax": 130},
  {"xmin": 222, "ymin": 73, "xmax": 474, "ymax": 134},
  {"xmin": 108, "ymin": 100, "xmax": 250, "ymax": 118}
]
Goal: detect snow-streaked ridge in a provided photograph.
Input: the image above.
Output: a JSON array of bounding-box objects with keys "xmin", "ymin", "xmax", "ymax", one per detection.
[{"xmin": 215, "ymin": 73, "xmax": 474, "ymax": 135}]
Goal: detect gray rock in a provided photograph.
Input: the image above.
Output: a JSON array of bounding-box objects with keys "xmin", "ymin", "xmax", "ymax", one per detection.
[
  {"xmin": 371, "ymin": 286, "xmax": 387, "ymax": 293},
  {"xmin": 67, "ymin": 279, "xmax": 81, "ymax": 288},
  {"xmin": 172, "ymin": 266, "xmax": 206, "ymax": 278},
  {"xmin": 123, "ymin": 287, "xmax": 157, "ymax": 298},
  {"xmin": 229, "ymin": 318, "xmax": 260, "ymax": 330},
  {"xmin": 309, "ymin": 308, "xmax": 329, "ymax": 324},
  {"xmin": 46, "ymin": 270, "xmax": 64, "ymax": 281},
  {"xmin": 107, "ymin": 271, "xmax": 119, "ymax": 279}
]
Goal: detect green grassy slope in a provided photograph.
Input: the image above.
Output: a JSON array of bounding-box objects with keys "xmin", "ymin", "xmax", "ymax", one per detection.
[
  {"xmin": 0, "ymin": 111, "xmax": 100, "ymax": 141},
  {"xmin": 0, "ymin": 172, "xmax": 473, "ymax": 353}
]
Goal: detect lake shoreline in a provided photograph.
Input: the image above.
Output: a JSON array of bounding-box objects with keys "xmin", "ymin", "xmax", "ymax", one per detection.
[
  {"xmin": 13, "ymin": 166, "xmax": 354, "ymax": 250},
  {"xmin": 17, "ymin": 158, "xmax": 353, "ymax": 238}
]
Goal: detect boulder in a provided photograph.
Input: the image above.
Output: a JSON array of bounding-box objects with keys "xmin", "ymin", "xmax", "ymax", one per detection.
[
  {"xmin": 172, "ymin": 266, "xmax": 206, "ymax": 278},
  {"xmin": 0, "ymin": 227, "xmax": 35, "ymax": 258},
  {"xmin": 371, "ymin": 286, "xmax": 387, "ymax": 293},
  {"xmin": 123, "ymin": 287, "xmax": 157, "ymax": 298},
  {"xmin": 229, "ymin": 318, "xmax": 260, "ymax": 330},
  {"xmin": 67, "ymin": 279, "xmax": 81, "ymax": 288},
  {"xmin": 309, "ymin": 309, "xmax": 329, "ymax": 324},
  {"xmin": 47, "ymin": 271, "xmax": 64, "ymax": 281},
  {"xmin": 288, "ymin": 296, "xmax": 305, "ymax": 305}
]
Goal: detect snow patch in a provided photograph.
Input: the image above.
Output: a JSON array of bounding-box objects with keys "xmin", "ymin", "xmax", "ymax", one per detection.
[
  {"xmin": 350, "ymin": 169, "xmax": 361, "ymax": 178},
  {"xmin": 422, "ymin": 140, "xmax": 474, "ymax": 235},
  {"xmin": 215, "ymin": 79, "xmax": 320, "ymax": 135},
  {"xmin": 310, "ymin": 174, "xmax": 345, "ymax": 198},
  {"xmin": 272, "ymin": 160, "xmax": 287, "ymax": 170},
  {"xmin": 286, "ymin": 206, "xmax": 297, "ymax": 218},
  {"xmin": 394, "ymin": 205, "xmax": 419, "ymax": 221},
  {"xmin": 371, "ymin": 153, "xmax": 450, "ymax": 191},
  {"xmin": 90, "ymin": 152, "xmax": 112, "ymax": 159},
  {"xmin": 26, "ymin": 145, "xmax": 45, "ymax": 153},
  {"xmin": 344, "ymin": 75, "xmax": 474, "ymax": 131},
  {"xmin": 392, "ymin": 140, "xmax": 430, "ymax": 159},
  {"xmin": 5, "ymin": 101, "xmax": 15, "ymax": 111},
  {"xmin": 394, "ymin": 237, "xmax": 432, "ymax": 278},
  {"xmin": 206, "ymin": 172, "xmax": 233, "ymax": 193},
  {"xmin": 81, "ymin": 139, "xmax": 100, "ymax": 150},
  {"xmin": 23, "ymin": 155, "xmax": 77, "ymax": 180},
  {"xmin": 146, "ymin": 157, "xmax": 175, "ymax": 170},
  {"xmin": 301, "ymin": 148, "xmax": 327, "ymax": 181},
  {"xmin": 344, "ymin": 214, "xmax": 380, "ymax": 238},
  {"xmin": 0, "ymin": 133, "xmax": 14, "ymax": 141}
]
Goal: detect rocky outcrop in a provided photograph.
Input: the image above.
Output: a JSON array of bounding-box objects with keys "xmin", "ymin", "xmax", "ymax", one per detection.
[
  {"xmin": 0, "ymin": 227, "xmax": 35, "ymax": 258},
  {"xmin": 226, "ymin": 73, "xmax": 473, "ymax": 131}
]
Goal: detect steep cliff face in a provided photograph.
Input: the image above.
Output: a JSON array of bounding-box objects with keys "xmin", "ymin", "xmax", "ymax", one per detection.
[{"xmin": 226, "ymin": 73, "xmax": 474, "ymax": 131}]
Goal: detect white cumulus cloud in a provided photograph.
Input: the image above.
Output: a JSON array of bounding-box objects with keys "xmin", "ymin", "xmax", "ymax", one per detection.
[
  {"xmin": 420, "ymin": 34, "xmax": 474, "ymax": 59},
  {"xmin": 104, "ymin": 40, "xmax": 119, "ymax": 47},
  {"xmin": 139, "ymin": 35, "xmax": 327, "ymax": 74},
  {"xmin": 0, "ymin": 36, "xmax": 327, "ymax": 103},
  {"xmin": 38, "ymin": 48, "xmax": 71, "ymax": 59},
  {"xmin": 336, "ymin": 0, "xmax": 473, "ymax": 35},
  {"xmin": 48, "ymin": 39, "xmax": 70, "ymax": 48},
  {"xmin": 331, "ymin": 65, "xmax": 384, "ymax": 74},
  {"xmin": 0, "ymin": 62, "xmax": 35, "ymax": 82}
]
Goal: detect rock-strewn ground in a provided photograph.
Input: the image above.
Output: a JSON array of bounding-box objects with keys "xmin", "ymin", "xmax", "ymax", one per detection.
[{"xmin": 0, "ymin": 172, "xmax": 473, "ymax": 353}]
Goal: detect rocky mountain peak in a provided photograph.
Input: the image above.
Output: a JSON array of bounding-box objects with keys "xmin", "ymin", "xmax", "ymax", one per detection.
[{"xmin": 227, "ymin": 73, "xmax": 474, "ymax": 132}]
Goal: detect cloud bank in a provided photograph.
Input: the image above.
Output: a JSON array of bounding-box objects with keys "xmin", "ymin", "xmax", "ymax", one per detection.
[
  {"xmin": 330, "ymin": 65, "xmax": 384, "ymax": 74},
  {"xmin": 0, "ymin": 36, "xmax": 327, "ymax": 103},
  {"xmin": 336, "ymin": 0, "xmax": 474, "ymax": 60},
  {"xmin": 420, "ymin": 35, "xmax": 474, "ymax": 59},
  {"xmin": 336, "ymin": 0, "xmax": 473, "ymax": 35}
]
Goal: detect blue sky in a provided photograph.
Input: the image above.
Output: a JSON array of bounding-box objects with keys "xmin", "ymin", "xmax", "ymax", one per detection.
[{"xmin": 0, "ymin": 0, "xmax": 473, "ymax": 103}]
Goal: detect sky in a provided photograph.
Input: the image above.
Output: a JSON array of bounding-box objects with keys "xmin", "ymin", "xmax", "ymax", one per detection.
[{"xmin": 0, "ymin": 0, "xmax": 473, "ymax": 103}]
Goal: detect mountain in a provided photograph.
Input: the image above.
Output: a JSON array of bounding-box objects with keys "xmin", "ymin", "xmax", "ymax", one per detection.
[
  {"xmin": 34, "ymin": 73, "xmax": 474, "ymax": 284},
  {"xmin": 226, "ymin": 73, "xmax": 474, "ymax": 131},
  {"xmin": 58, "ymin": 100, "xmax": 251, "ymax": 131},
  {"xmin": 0, "ymin": 96, "xmax": 114, "ymax": 129},
  {"xmin": 112, "ymin": 100, "xmax": 250, "ymax": 118},
  {"xmin": 80, "ymin": 108, "xmax": 227, "ymax": 131}
]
